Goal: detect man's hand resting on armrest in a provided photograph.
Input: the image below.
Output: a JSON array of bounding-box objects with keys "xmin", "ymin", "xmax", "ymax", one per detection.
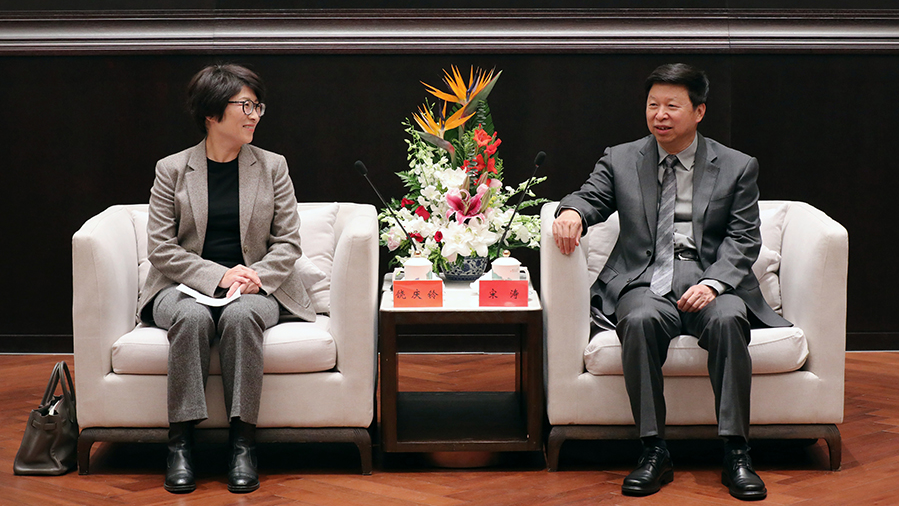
[{"xmin": 553, "ymin": 209, "xmax": 583, "ymax": 255}]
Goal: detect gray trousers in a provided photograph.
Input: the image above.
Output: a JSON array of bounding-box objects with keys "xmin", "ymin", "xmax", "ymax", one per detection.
[
  {"xmin": 614, "ymin": 259, "xmax": 752, "ymax": 441},
  {"xmin": 152, "ymin": 286, "xmax": 280, "ymax": 425}
]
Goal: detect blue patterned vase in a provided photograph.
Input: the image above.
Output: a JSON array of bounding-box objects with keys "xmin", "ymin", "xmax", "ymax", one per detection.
[{"xmin": 442, "ymin": 255, "xmax": 489, "ymax": 281}]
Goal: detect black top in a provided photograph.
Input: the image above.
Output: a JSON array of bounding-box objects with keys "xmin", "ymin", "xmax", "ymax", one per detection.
[{"xmin": 202, "ymin": 158, "xmax": 243, "ymax": 268}]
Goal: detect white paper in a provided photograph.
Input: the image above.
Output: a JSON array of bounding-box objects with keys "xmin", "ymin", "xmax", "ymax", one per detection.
[{"xmin": 176, "ymin": 283, "xmax": 241, "ymax": 307}]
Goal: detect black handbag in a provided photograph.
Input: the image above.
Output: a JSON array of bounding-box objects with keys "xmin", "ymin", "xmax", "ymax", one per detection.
[{"xmin": 13, "ymin": 361, "xmax": 78, "ymax": 475}]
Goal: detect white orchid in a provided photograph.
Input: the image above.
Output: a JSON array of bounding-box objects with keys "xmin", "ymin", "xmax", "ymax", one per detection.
[
  {"xmin": 435, "ymin": 167, "xmax": 469, "ymax": 191},
  {"xmin": 420, "ymin": 185, "xmax": 442, "ymax": 203}
]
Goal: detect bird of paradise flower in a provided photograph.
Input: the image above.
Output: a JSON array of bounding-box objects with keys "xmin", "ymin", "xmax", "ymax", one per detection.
[
  {"xmin": 412, "ymin": 101, "xmax": 472, "ymax": 142},
  {"xmin": 424, "ymin": 66, "xmax": 502, "ymax": 117},
  {"xmin": 411, "ymin": 66, "xmax": 502, "ymax": 164}
]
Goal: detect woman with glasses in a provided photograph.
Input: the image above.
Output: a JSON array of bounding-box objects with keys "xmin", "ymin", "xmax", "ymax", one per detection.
[{"xmin": 137, "ymin": 64, "xmax": 315, "ymax": 494}]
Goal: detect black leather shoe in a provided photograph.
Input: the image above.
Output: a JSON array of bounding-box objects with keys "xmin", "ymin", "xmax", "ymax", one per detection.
[
  {"xmin": 622, "ymin": 446, "xmax": 674, "ymax": 496},
  {"xmin": 164, "ymin": 422, "xmax": 196, "ymax": 494},
  {"xmin": 228, "ymin": 420, "xmax": 260, "ymax": 493},
  {"xmin": 722, "ymin": 448, "xmax": 767, "ymax": 500}
]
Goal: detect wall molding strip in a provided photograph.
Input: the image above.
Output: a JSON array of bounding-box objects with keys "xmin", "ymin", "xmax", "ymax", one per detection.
[{"xmin": 2, "ymin": 9, "xmax": 899, "ymax": 55}]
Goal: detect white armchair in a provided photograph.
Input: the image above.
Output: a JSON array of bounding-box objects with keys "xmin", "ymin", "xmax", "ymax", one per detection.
[
  {"xmin": 540, "ymin": 200, "xmax": 848, "ymax": 471},
  {"xmin": 72, "ymin": 202, "xmax": 379, "ymax": 474}
]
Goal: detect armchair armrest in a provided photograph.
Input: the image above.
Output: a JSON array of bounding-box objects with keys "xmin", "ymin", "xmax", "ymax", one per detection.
[
  {"xmin": 778, "ymin": 201, "xmax": 849, "ymax": 385},
  {"xmin": 540, "ymin": 202, "xmax": 593, "ymax": 419},
  {"xmin": 72, "ymin": 205, "xmax": 144, "ymax": 406},
  {"xmin": 328, "ymin": 204, "xmax": 379, "ymax": 392}
]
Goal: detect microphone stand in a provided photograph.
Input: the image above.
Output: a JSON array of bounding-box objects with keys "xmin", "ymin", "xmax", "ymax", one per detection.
[
  {"xmin": 495, "ymin": 151, "xmax": 546, "ymax": 258},
  {"xmin": 354, "ymin": 160, "xmax": 419, "ymax": 253}
]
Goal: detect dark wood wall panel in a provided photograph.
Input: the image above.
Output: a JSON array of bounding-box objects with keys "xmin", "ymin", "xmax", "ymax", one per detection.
[
  {"xmin": 1, "ymin": 8, "xmax": 894, "ymax": 351},
  {"xmin": 730, "ymin": 54, "xmax": 899, "ymax": 338}
]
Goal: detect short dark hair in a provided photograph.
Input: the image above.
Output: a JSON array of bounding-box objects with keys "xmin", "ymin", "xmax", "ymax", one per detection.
[
  {"xmin": 645, "ymin": 63, "xmax": 709, "ymax": 108},
  {"xmin": 186, "ymin": 64, "xmax": 266, "ymax": 133}
]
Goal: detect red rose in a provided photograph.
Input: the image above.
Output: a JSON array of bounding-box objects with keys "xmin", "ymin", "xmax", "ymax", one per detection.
[
  {"xmin": 409, "ymin": 233, "xmax": 425, "ymax": 243},
  {"xmin": 401, "ymin": 197, "xmax": 415, "ymax": 207},
  {"xmin": 434, "ymin": 231, "xmax": 443, "ymax": 242},
  {"xmin": 415, "ymin": 206, "xmax": 431, "ymax": 220}
]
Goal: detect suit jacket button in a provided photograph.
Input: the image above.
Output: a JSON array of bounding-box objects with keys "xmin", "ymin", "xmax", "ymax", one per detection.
[
  {"xmin": 646, "ymin": 250, "xmax": 652, "ymax": 257},
  {"xmin": 243, "ymin": 247, "xmax": 249, "ymax": 253}
]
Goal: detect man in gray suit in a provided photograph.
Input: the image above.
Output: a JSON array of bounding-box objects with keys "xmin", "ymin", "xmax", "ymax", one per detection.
[{"xmin": 553, "ymin": 63, "xmax": 790, "ymax": 501}]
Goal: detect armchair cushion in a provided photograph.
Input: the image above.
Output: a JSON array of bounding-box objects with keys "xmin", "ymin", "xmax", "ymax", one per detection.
[
  {"xmin": 135, "ymin": 209, "xmax": 151, "ymax": 300},
  {"xmin": 584, "ymin": 326, "xmax": 808, "ymax": 376},
  {"xmin": 298, "ymin": 203, "xmax": 340, "ymax": 314},
  {"xmin": 753, "ymin": 245, "xmax": 782, "ymax": 313},
  {"xmin": 755, "ymin": 203, "xmax": 788, "ymax": 313},
  {"xmin": 112, "ymin": 316, "xmax": 336, "ymax": 375}
]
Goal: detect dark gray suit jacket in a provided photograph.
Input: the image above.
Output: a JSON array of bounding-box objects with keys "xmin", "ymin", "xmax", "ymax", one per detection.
[{"xmin": 559, "ymin": 134, "xmax": 790, "ymax": 328}]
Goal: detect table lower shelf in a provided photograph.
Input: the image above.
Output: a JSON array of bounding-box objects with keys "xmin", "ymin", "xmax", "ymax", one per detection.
[{"xmin": 386, "ymin": 391, "xmax": 538, "ymax": 452}]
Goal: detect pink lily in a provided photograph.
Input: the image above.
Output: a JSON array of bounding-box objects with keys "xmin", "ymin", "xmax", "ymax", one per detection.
[{"xmin": 446, "ymin": 184, "xmax": 491, "ymax": 223}]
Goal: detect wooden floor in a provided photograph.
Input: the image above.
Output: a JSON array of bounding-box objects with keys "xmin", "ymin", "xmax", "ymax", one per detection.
[{"xmin": 1, "ymin": 352, "xmax": 898, "ymax": 505}]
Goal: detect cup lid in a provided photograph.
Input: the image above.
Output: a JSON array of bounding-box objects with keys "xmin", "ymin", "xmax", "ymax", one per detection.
[
  {"xmin": 404, "ymin": 256, "xmax": 431, "ymax": 267},
  {"xmin": 492, "ymin": 250, "xmax": 520, "ymax": 267}
]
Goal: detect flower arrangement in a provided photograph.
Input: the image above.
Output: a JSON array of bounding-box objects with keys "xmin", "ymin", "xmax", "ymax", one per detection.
[{"xmin": 380, "ymin": 66, "xmax": 547, "ymax": 274}]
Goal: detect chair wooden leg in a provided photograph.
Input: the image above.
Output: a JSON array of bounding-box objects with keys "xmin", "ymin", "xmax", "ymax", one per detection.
[
  {"xmin": 822, "ymin": 424, "xmax": 842, "ymax": 471},
  {"xmin": 353, "ymin": 428, "xmax": 373, "ymax": 475},
  {"xmin": 546, "ymin": 426, "xmax": 567, "ymax": 472},
  {"xmin": 77, "ymin": 429, "xmax": 96, "ymax": 475}
]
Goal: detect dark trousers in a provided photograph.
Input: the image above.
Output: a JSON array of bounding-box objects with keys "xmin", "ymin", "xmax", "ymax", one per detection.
[
  {"xmin": 614, "ymin": 259, "xmax": 752, "ymax": 441},
  {"xmin": 152, "ymin": 286, "xmax": 280, "ymax": 425}
]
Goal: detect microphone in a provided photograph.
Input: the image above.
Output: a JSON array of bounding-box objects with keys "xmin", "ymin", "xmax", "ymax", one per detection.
[
  {"xmin": 354, "ymin": 160, "xmax": 419, "ymax": 253},
  {"xmin": 495, "ymin": 151, "xmax": 546, "ymax": 257}
]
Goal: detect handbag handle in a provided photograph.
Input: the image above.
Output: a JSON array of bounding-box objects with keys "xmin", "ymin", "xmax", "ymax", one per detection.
[
  {"xmin": 59, "ymin": 361, "xmax": 75, "ymax": 405},
  {"xmin": 39, "ymin": 361, "xmax": 76, "ymax": 414},
  {"xmin": 39, "ymin": 362, "xmax": 62, "ymax": 407}
]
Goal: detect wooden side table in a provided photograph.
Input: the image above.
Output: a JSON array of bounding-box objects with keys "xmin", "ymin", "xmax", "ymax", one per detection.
[{"xmin": 379, "ymin": 274, "xmax": 544, "ymax": 453}]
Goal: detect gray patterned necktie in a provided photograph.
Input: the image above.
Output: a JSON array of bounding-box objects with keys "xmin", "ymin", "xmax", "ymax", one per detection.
[{"xmin": 650, "ymin": 154, "xmax": 679, "ymax": 296}]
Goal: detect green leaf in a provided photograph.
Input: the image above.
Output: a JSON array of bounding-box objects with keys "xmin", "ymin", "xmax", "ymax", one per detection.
[
  {"xmin": 516, "ymin": 198, "xmax": 549, "ymax": 210},
  {"xmin": 470, "ymin": 100, "xmax": 495, "ymax": 135},
  {"xmin": 415, "ymin": 130, "xmax": 456, "ymax": 165},
  {"xmin": 397, "ymin": 171, "xmax": 419, "ymax": 190},
  {"xmin": 450, "ymin": 136, "xmax": 467, "ymax": 170},
  {"xmin": 461, "ymin": 70, "xmax": 502, "ymax": 117}
]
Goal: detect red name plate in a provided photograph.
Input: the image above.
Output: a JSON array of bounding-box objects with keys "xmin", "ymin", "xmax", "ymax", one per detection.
[
  {"xmin": 479, "ymin": 279, "xmax": 529, "ymax": 307},
  {"xmin": 393, "ymin": 279, "xmax": 443, "ymax": 307}
]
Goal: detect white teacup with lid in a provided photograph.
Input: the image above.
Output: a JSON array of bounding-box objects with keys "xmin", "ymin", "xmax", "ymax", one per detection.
[
  {"xmin": 491, "ymin": 250, "xmax": 521, "ymax": 280},
  {"xmin": 403, "ymin": 251, "xmax": 432, "ymax": 280}
]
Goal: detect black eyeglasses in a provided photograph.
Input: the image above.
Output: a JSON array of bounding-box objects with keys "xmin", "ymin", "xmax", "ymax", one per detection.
[{"xmin": 228, "ymin": 100, "xmax": 266, "ymax": 117}]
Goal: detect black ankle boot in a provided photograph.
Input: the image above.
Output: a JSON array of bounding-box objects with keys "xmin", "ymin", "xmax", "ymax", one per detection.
[
  {"xmin": 228, "ymin": 419, "xmax": 259, "ymax": 493},
  {"xmin": 164, "ymin": 422, "xmax": 196, "ymax": 493}
]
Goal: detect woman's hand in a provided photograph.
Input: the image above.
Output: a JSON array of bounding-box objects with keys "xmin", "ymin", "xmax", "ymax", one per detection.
[
  {"xmin": 227, "ymin": 280, "xmax": 260, "ymax": 297},
  {"xmin": 220, "ymin": 265, "xmax": 262, "ymax": 297}
]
